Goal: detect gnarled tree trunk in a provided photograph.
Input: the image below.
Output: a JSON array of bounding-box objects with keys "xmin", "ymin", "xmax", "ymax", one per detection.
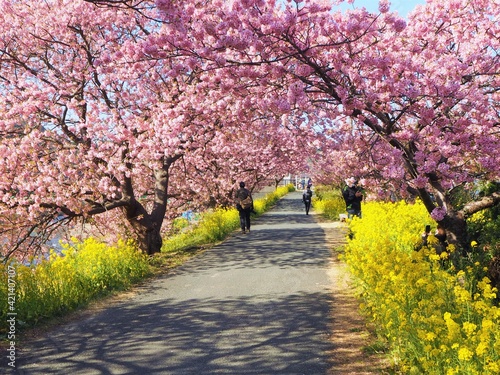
[
  {"xmin": 122, "ymin": 157, "xmax": 179, "ymax": 255},
  {"xmin": 138, "ymin": 223, "xmax": 163, "ymax": 256},
  {"xmin": 438, "ymin": 210, "xmax": 469, "ymax": 255},
  {"xmin": 124, "ymin": 200, "xmax": 163, "ymax": 255}
]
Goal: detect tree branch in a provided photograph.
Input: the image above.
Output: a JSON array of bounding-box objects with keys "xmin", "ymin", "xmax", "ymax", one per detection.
[{"xmin": 461, "ymin": 192, "xmax": 500, "ymax": 218}]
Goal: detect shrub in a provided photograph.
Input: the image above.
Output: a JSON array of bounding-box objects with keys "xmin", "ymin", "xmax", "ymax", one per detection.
[
  {"xmin": 468, "ymin": 209, "xmax": 500, "ymax": 257},
  {"xmin": 311, "ymin": 185, "xmax": 346, "ymax": 220},
  {"xmin": 313, "ymin": 196, "xmax": 346, "ymax": 220}
]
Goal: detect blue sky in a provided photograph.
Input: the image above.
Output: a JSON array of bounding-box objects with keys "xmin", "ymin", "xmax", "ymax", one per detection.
[{"xmin": 335, "ymin": 0, "xmax": 427, "ymax": 18}]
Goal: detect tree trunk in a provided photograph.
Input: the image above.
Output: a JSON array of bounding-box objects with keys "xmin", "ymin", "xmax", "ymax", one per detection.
[
  {"xmin": 124, "ymin": 199, "xmax": 164, "ymax": 255},
  {"xmin": 416, "ymin": 187, "xmax": 470, "ymax": 253},
  {"xmin": 122, "ymin": 159, "xmax": 177, "ymax": 255},
  {"xmin": 438, "ymin": 210, "xmax": 469, "ymax": 255},
  {"xmin": 141, "ymin": 225, "xmax": 163, "ymax": 255},
  {"xmin": 126, "ymin": 216, "xmax": 163, "ymax": 255}
]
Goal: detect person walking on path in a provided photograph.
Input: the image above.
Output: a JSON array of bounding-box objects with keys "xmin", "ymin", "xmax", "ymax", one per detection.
[
  {"xmin": 342, "ymin": 177, "xmax": 363, "ymax": 218},
  {"xmin": 302, "ymin": 186, "xmax": 313, "ymax": 215},
  {"xmin": 235, "ymin": 181, "xmax": 253, "ymax": 233}
]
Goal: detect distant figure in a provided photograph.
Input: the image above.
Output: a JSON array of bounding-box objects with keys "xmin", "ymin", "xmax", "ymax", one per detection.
[
  {"xmin": 235, "ymin": 181, "xmax": 253, "ymax": 234},
  {"xmin": 342, "ymin": 177, "xmax": 363, "ymax": 218},
  {"xmin": 307, "ymin": 178, "xmax": 312, "ymax": 188},
  {"xmin": 302, "ymin": 186, "xmax": 313, "ymax": 215}
]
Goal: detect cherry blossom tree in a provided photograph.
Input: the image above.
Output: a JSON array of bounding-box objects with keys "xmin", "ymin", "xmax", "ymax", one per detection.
[
  {"xmin": 0, "ymin": 0, "xmax": 315, "ymax": 260},
  {"xmin": 2, "ymin": 0, "xmax": 498, "ymax": 260},
  {"xmin": 287, "ymin": 0, "xmax": 500, "ymax": 251},
  {"xmin": 0, "ymin": 0, "xmax": 178, "ymax": 258},
  {"xmin": 147, "ymin": 0, "xmax": 499, "ymax": 251}
]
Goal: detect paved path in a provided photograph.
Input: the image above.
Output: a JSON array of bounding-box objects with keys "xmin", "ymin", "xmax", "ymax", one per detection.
[{"xmin": 15, "ymin": 192, "xmax": 351, "ymax": 375}]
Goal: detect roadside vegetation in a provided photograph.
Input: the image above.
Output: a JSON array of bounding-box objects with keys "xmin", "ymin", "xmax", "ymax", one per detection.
[
  {"xmin": 0, "ymin": 185, "xmax": 294, "ymax": 335},
  {"xmin": 315, "ymin": 185, "xmax": 500, "ymax": 374},
  {"xmin": 311, "ymin": 185, "xmax": 346, "ymax": 221}
]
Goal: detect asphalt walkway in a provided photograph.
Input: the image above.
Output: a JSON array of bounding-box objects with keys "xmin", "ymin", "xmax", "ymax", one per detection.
[{"xmin": 15, "ymin": 191, "xmax": 351, "ymax": 375}]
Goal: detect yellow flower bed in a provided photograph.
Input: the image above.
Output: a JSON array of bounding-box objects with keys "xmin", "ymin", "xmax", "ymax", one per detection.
[
  {"xmin": 310, "ymin": 185, "xmax": 346, "ymax": 220},
  {"xmin": 0, "ymin": 238, "xmax": 151, "ymax": 333},
  {"xmin": 343, "ymin": 201, "xmax": 500, "ymax": 374}
]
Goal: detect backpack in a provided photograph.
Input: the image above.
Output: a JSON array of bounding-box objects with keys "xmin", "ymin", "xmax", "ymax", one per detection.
[
  {"xmin": 303, "ymin": 191, "xmax": 312, "ymax": 202},
  {"xmin": 240, "ymin": 195, "xmax": 253, "ymax": 209}
]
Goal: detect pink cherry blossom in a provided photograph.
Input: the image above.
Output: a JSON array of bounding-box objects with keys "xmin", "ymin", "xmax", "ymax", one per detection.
[{"xmin": 431, "ymin": 207, "xmax": 447, "ymax": 222}]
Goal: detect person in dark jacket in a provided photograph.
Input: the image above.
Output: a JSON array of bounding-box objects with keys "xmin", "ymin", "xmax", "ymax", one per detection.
[
  {"xmin": 342, "ymin": 177, "xmax": 363, "ymax": 218},
  {"xmin": 302, "ymin": 186, "xmax": 313, "ymax": 215},
  {"xmin": 235, "ymin": 181, "xmax": 253, "ymax": 234}
]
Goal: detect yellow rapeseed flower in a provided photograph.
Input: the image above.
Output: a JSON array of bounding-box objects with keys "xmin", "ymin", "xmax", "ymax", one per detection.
[
  {"xmin": 462, "ymin": 321, "xmax": 477, "ymax": 337},
  {"xmin": 429, "ymin": 253, "xmax": 440, "ymax": 261},
  {"xmin": 454, "ymin": 285, "xmax": 471, "ymax": 303},
  {"xmin": 339, "ymin": 199, "xmax": 500, "ymax": 373},
  {"xmin": 476, "ymin": 342, "xmax": 488, "ymax": 356},
  {"xmin": 425, "ymin": 332, "xmax": 437, "ymax": 341},
  {"xmin": 485, "ymin": 361, "xmax": 500, "ymax": 373},
  {"xmin": 458, "ymin": 347, "xmax": 474, "ymax": 361},
  {"xmin": 481, "ymin": 319, "xmax": 494, "ymax": 330},
  {"xmin": 439, "ymin": 251, "xmax": 449, "ymax": 259}
]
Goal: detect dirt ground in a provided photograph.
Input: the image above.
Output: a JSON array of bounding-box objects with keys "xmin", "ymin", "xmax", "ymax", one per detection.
[{"xmin": 316, "ymin": 217, "xmax": 393, "ymax": 374}]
